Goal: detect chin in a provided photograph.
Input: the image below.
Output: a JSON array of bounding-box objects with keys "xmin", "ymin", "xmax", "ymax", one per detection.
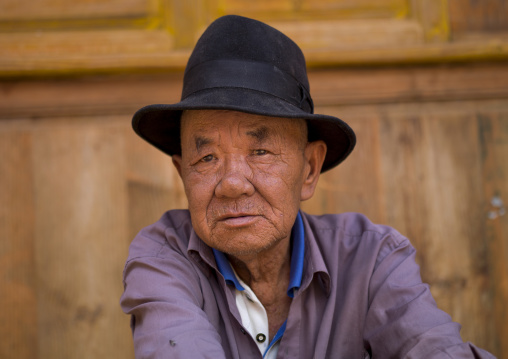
[{"xmin": 211, "ymin": 231, "xmax": 283, "ymax": 257}]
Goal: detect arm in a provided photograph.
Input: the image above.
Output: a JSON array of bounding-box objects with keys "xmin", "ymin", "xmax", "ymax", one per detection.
[
  {"xmin": 120, "ymin": 233, "xmax": 227, "ymax": 359},
  {"xmin": 364, "ymin": 237, "xmax": 495, "ymax": 358}
]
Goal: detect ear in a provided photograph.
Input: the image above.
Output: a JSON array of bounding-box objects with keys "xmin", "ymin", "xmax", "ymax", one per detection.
[
  {"xmin": 172, "ymin": 155, "xmax": 183, "ymax": 178},
  {"xmin": 300, "ymin": 140, "xmax": 327, "ymax": 201}
]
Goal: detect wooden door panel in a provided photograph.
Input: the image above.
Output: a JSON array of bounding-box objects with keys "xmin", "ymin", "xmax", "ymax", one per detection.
[
  {"xmin": 449, "ymin": 0, "xmax": 508, "ymax": 35},
  {"xmin": 478, "ymin": 113, "xmax": 508, "ymax": 357},
  {"xmin": 302, "ymin": 114, "xmax": 386, "ymax": 223},
  {"xmin": 1, "ymin": 0, "xmax": 506, "ymax": 75},
  {"xmin": 303, "ymin": 98, "xmax": 508, "ymax": 356},
  {"xmin": 0, "ymin": 0, "xmax": 507, "ymax": 357},
  {"xmin": 219, "ymin": 0, "xmax": 409, "ymax": 18},
  {"xmin": 0, "ymin": 129, "xmax": 38, "ymax": 359},
  {"xmin": 0, "ymin": 0, "xmax": 158, "ymax": 20},
  {"xmin": 31, "ymin": 118, "xmax": 133, "ymax": 359}
]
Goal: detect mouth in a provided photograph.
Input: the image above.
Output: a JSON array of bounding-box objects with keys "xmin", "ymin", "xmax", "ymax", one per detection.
[{"xmin": 216, "ymin": 213, "xmax": 260, "ymax": 227}]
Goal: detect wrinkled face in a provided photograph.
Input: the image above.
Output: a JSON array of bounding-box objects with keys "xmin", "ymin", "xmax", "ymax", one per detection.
[{"xmin": 172, "ymin": 110, "xmax": 325, "ymax": 258}]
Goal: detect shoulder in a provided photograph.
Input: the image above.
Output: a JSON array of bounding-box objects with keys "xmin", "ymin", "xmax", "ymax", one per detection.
[
  {"xmin": 126, "ymin": 209, "xmax": 194, "ymax": 262},
  {"xmin": 302, "ymin": 211, "xmax": 406, "ymax": 243},
  {"xmin": 301, "ymin": 212, "xmax": 413, "ymax": 270}
]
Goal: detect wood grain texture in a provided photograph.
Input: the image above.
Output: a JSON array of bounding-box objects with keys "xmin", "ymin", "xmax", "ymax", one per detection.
[
  {"xmin": 31, "ymin": 117, "xmax": 133, "ymax": 359},
  {"xmin": 0, "ymin": 60, "xmax": 507, "ymax": 358},
  {"xmin": 3, "ymin": 64, "xmax": 508, "ymax": 119},
  {"xmin": 449, "ymin": 0, "xmax": 508, "ymax": 36},
  {"xmin": 219, "ymin": 0, "xmax": 408, "ymax": 19},
  {"xmin": 0, "ymin": 29, "xmax": 175, "ymax": 61},
  {"xmin": 309, "ymin": 63, "xmax": 508, "ymax": 106},
  {"xmin": 2, "ymin": 0, "xmax": 508, "ymax": 76},
  {"xmin": 0, "ymin": 128, "xmax": 38, "ymax": 359},
  {"xmin": 0, "ymin": 73, "xmax": 183, "ymax": 119},
  {"xmin": 378, "ymin": 111, "xmax": 494, "ymax": 350},
  {"xmin": 478, "ymin": 113, "xmax": 508, "ymax": 358},
  {"xmin": 166, "ymin": 0, "xmax": 212, "ymax": 49},
  {"xmin": 0, "ymin": 0, "xmax": 157, "ymax": 20},
  {"xmin": 126, "ymin": 126, "xmax": 187, "ymax": 240},
  {"xmin": 271, "ymin": 19, "xmax": 424, "ymax": 49},
  {"xmin": 302, "ymin": 114, "xmax": 386, "ymax": 224},
  {"xmin": 303, "ymin": 98, "xmax": 508, "ymax": 356},
  {"xmin": 411, "ymin": 0, "xmax": 449, "ymax": 42},
  {"xmin": 1, "ymin": 1, "xmax": 507, "ymax": 358}
]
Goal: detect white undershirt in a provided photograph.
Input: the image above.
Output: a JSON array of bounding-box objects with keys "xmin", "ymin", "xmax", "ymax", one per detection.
[{"xmin": 233, "ymin": 272, "xmax": 280, "ymax": 359}]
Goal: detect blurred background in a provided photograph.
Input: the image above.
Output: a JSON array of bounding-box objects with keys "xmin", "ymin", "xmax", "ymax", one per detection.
[{"xmin": 1, "ymin": 0, "xmax": 507, "ymax": 358}]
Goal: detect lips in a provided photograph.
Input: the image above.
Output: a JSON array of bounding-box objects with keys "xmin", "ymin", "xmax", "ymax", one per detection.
[
  {"xmin": 214, "ymin": 212, "xmax": 261, "ymax": 227},
  {"xmin": 216, "ymin": 212, "xmax": 253, "ymax": 220}
]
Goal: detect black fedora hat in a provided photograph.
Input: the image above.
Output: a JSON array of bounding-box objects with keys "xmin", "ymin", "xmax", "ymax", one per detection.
[{"xmin": 132, "ymin": 15, "xmax": 356, "ymax": 172}]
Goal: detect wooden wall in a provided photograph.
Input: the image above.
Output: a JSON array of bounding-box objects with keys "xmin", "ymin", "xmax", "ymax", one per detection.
[{"xmin": 1, "ymin": 1, "xmax": 507, "ymax": 358}]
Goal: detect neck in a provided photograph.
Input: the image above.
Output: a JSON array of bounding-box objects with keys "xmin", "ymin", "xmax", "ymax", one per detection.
[
  {"xmin": 228, "ymin": 235, "xmax": 293, "ymax": 341},
  {"xmin": 228, "ymin": 234, "xmax": 291, "ymax": 292}
]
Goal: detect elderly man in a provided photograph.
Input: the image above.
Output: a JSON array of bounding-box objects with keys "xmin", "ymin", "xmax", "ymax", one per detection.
[{"xmin": 120, "ymin": 15, "xmax": 494, "ymax": 358}]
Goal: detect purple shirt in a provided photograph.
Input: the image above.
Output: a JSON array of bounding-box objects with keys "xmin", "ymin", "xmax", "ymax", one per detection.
[{"xmin": 120, "ymin": 210, "xmax": 495, "ymax": 358}]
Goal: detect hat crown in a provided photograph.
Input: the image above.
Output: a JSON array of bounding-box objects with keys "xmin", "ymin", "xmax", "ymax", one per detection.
[{"xmin": 183, "ymin": 15, "xmax": 310, "ymax": 100}]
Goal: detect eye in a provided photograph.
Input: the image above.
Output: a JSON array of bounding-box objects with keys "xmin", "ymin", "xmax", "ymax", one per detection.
[
  {"xmin": 201, "ymin": 154, "xmax": 214, "ymax": 162},
  {"xmin": 253, "ymin": 149, "xmax": 267, "ymax": 156}
]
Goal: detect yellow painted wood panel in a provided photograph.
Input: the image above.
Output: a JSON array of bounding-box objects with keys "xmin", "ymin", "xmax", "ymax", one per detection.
[
  {"xmin": 31, "ymin": 117, "xmax": 134, "ymax": 359},
  {"xmin": 0, "ymin": 29, "xmax": 174, "ymax": 60},
  {"xmin": 0, "ymin": 29, "xmax": 181, "ymax": 75},
  {"xmin": 166, "ymin": 0, "xmax": 213, "ymax": 48},
  {"xmin": 411, "ymin": 0, "xmax": 449, "ymax": 42},
  {"xmin": 0, "ymin": 127, "xmax": 38, "ymax": 359},
  {"xmin": 1, "ymin": 0, "xmax": 507, "ymax": 75},
  {"xmin": 271, "ymin": 19, "xmax": 424, "ymax": 49},
  {"xmin": 298, "ymin": 0, "xmax": 409, "ymax": 15},
  {"xmin": 3, "ymin": 32, "xmax": 507, "ymax": 76},
  {"xmin": 0, "ymin": 0, "xmax": 158, "ymax": 21},
  {"xmin": 219, "ymin": 0, "xmax": 409, "ymax": 19}
]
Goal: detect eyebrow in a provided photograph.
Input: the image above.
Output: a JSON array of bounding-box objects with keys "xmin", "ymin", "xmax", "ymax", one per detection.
[
  {"xmin": 194, "ymin": 136, "xmax": 212, "ymax": 151},
  {"xmin": 192, "ymin": 125, "xmax": 270, "ymax": 151},
  {"xmin": 246, "ymin": 126, "xmax": 269, "ymax": 142}
]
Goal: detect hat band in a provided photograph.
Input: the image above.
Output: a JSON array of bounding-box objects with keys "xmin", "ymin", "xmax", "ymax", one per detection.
[{"xmin": 182, "ymin": 59, "xmax": 314, "ymax": 113}]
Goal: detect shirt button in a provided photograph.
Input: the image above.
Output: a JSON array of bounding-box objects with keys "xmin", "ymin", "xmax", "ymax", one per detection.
[{"xmin": 256, "ymin": 333, "xmax": 266, "ymax": 343}]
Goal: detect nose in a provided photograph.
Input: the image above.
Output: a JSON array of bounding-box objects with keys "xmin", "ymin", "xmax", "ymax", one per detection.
[{"xmin": 214, "ymin": 155, "xmax": 255, "ymax": 198}]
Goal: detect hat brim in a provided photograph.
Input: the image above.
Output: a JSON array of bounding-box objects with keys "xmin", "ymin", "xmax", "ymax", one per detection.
[{"xmin": 132, "ymin": 88, "xmax": 356, "ymax": 173}]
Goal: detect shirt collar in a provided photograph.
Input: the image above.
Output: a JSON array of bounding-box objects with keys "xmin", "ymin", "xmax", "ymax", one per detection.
[{"xmin": 213, "ymin": 212, "xmax": 305, "ymax": 298}]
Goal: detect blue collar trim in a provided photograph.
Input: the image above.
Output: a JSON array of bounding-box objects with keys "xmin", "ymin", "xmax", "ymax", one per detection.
[
  {"xmin": 213, "ymin": 248, "xmax": 244, "ymax": 291},
  {"xmin": 212, "ymin": 212, "xmax": 305, "ymax": 297},
  {"xmin": 263, "ymin": 319, "xmax": 287, "ymax": 357},
  {"xmin": 287, "ymin": 211, "xmax": 304, "ymax": 298}
]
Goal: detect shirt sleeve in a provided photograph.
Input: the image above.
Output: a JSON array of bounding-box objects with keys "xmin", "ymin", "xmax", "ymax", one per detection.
[
  {"xmin": 120, "ymin": 232, "xmax": 228, "ymax": 359},
  {"xmin": 363, "ymin": 235, "xmax": 495, "ymax": 358}
]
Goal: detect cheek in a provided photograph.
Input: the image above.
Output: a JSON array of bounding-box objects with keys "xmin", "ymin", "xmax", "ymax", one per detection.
[
  {"xmin": 182, "ymin": 171, "xmax": 217, "ymax": 219},
  {"xmin": 253, "ymin": 165, "xmax": 304, "ymax": 209},
  {"xmin": 258, "ymin": 157, "xmax": 305, "ymax": 192}
]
